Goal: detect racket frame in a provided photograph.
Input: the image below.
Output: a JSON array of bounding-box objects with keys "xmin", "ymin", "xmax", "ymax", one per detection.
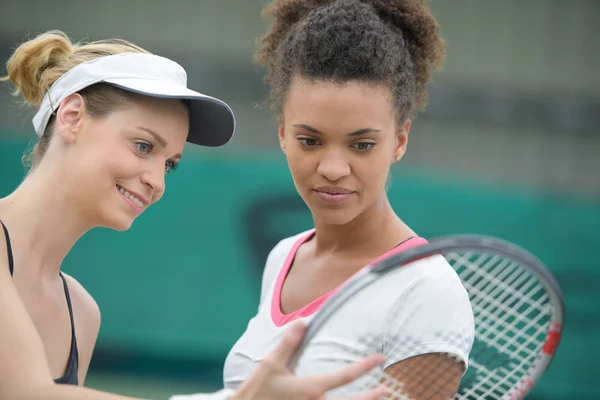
[{"xmin": 289, "ymin": 234, "xmax": 564, "ymax": 400}]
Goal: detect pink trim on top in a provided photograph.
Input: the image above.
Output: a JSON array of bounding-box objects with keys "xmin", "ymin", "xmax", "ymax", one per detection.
[{"xmin": 270, "ymin": 231, "xmax": 429, "ymax": 327}]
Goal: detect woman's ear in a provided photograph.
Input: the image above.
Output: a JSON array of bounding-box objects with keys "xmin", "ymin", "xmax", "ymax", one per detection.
[
  {"xmin": 54, "ymin": 93, "xmax": 86, "ymax": 144},
  {"xmin": 393, "ymin": 119, "xmax": 412, "ymax": 163},
  {"xmin": 278, "ymin": 122, "xmax": 286, "ymax": 154}
]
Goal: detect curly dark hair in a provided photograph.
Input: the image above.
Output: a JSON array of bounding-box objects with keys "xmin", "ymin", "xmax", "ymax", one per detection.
[{"xmin": 255, "ymin": 0, "xmax": 445, "ymax": 123}]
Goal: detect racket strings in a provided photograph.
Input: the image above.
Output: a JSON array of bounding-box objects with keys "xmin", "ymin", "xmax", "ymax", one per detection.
[
  {"xmin": 456, "ymin": 253, "xmax": 547, "ymax": 359},
  {"xmin": 447, "ymin": 251, "xmax": 551, "ymax": 399},
  {"xmin": 388, "ymin": 353, "xmax": 463, "ymax": 400}
]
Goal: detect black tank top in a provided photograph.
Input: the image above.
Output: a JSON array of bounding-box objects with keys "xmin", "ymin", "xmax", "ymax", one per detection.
[{"xmin": 1, "ymin": 221, "xmax": 79, "ymax": 386}]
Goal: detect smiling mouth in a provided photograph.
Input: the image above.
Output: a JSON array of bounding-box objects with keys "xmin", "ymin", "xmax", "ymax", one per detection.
[{"xmin": 116, "ymin": 185, "xmax": 145, "ymax": 208}]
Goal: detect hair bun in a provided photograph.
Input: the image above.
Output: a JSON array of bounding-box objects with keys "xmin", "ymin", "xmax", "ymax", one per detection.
[{"xmin": 1, "ymin": 30, "xmax": 75, "ymax": 107}]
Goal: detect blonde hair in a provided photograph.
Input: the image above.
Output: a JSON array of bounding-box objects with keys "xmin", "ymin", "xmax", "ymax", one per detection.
[{"xmin": 0, "ymin": 30, "xmax": 151, "ymax": 170}]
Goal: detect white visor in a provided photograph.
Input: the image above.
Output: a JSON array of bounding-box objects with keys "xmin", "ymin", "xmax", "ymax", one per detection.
[{"xmin": 32, "ymin": 52, "xmax": 235, "ymax": 147}]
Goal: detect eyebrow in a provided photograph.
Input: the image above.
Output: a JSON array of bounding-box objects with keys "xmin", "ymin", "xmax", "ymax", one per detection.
[
  {"xmin": 136, "ymin": 126, "xmax": 182, "ymax": 159},
  {"xmin": 292, "ymin": 124, "xmax": 380, "ymax": 137}
]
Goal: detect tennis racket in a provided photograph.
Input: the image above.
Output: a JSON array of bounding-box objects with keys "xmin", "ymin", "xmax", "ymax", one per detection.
[{"xmin": 288, "ymin": 234, "xmax": 564, "ymax": 400}]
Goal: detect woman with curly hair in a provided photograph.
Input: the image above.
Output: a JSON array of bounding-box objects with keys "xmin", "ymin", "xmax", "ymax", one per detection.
[{"xmin": 222, "ymin": 1, "xmax": 475, "ymax": 398}]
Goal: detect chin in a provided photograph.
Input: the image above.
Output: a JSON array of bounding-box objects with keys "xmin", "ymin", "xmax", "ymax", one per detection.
[
  {"xmin": 99, "ymin": 211, "xmax": 136, "ymax": 232},
  {"xmin": 311, "ymin": 206, "xmax": 359, "ymax": 226},
  {"xmin": 111, "ymin": 220, "xmax": 135, "ymax": 232}
]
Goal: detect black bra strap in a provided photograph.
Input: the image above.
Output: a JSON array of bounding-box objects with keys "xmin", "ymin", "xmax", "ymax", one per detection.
[
  {"xmin": 0, "ymin": 220, "xmax": 14, "ymax": 276},
  {"xmin": 58, "ymin": 273, "xmax": 77, "ymax": 340}
]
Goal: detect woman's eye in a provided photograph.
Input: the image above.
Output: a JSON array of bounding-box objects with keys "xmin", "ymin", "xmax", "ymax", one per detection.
[
  {"xmin": 352, "ymin": 142, "xmax": 376, "ymax": 151},
  {"xmin": 165, "ymin": 160, "xmax": 179, "ymax": 174},
  {"xmin": 298, "ymin": 138, "xmax": 320, "ymax": 147},
  {"xmin": 136, "ymin": 142, "xmax": 153, "ymax": 153}
]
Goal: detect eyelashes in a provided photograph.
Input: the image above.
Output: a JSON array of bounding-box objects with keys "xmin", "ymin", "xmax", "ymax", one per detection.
[
  {"xmin": 165, "ymin": 160, "xmax": 179, "ymax": 173},
  {"xmin": 351, "ymin": 142, "xmax": 376, "ymax": 151},
  {"xmin": 297, "ymin": 137, "xmax": 319, "ymax": 147}
]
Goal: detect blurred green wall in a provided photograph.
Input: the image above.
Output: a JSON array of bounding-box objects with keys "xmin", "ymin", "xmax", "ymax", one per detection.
[{"xmin": 0, "ymin": 137, "xmax": 598, "ymax": 398}]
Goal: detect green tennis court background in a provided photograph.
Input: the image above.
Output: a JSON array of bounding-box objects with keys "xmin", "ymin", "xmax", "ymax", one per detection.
[{"xmin": 0, "ymin": 138, "xmax": 598, "ymax": 399}]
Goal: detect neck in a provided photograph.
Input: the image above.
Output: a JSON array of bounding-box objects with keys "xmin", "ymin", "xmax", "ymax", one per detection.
[
  {"xmin": 0, "ymin": 167, "xmax": 92, "ymax": 278},
  {"xmin": 312, "ymin": 195, "xmax": 415, "ymax": 257}
]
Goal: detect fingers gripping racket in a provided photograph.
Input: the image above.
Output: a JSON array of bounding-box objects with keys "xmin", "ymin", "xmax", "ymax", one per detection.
[{"xmin": 288, "ymin": 235, "xmax": 564, "ymax": 400}]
